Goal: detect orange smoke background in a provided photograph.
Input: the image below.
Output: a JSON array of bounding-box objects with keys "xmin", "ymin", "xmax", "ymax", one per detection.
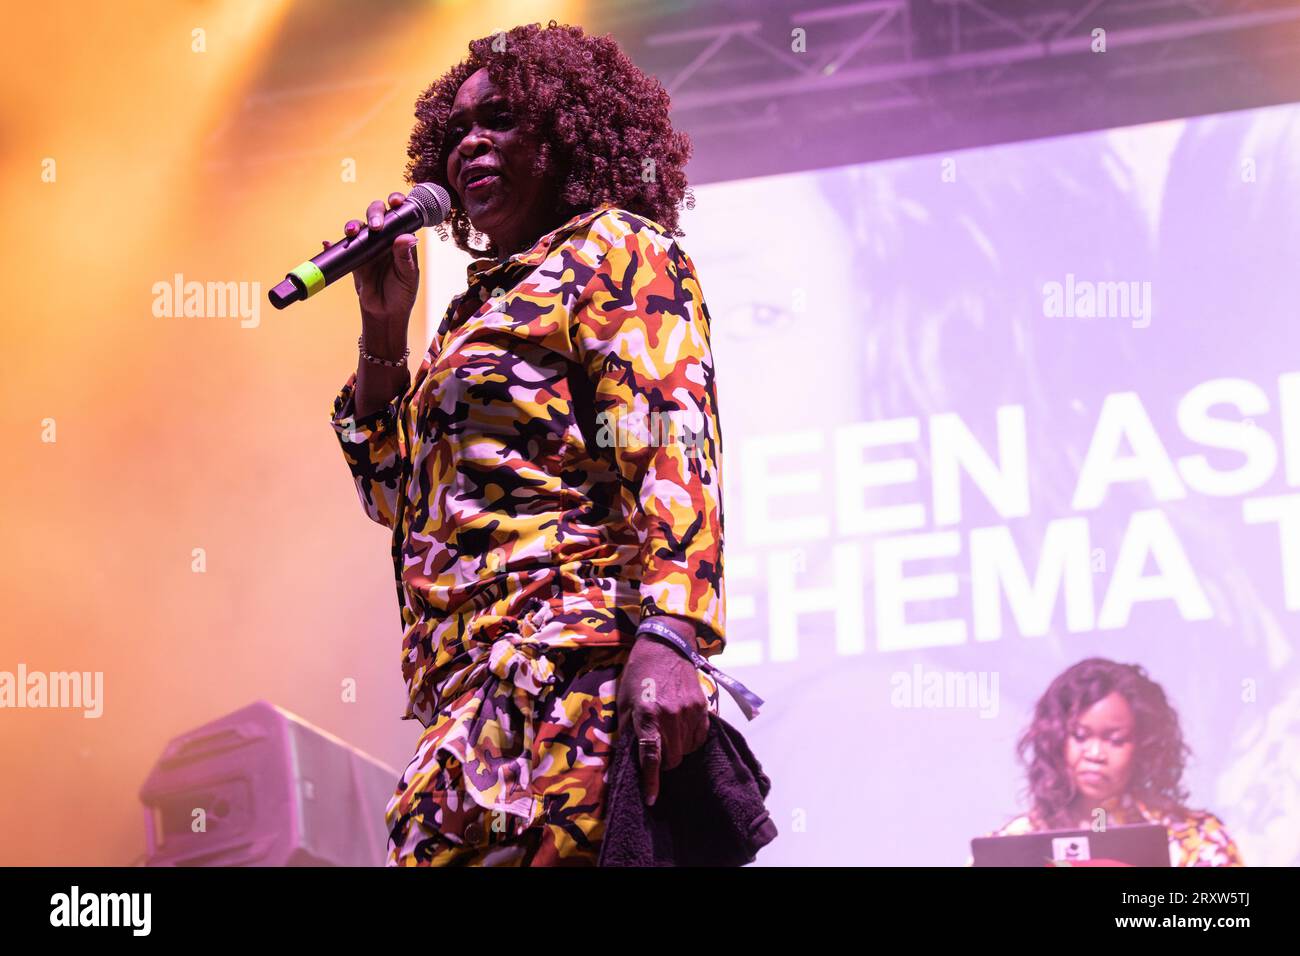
[{"xmin": 0, "ymin": 0, "xmax": 581, "ymax": 865}]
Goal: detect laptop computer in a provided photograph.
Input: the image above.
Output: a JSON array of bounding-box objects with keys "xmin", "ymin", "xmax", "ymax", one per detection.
[{"xmin": 971, "ymin": 823, "xmax": 1171, "ymax": 867}]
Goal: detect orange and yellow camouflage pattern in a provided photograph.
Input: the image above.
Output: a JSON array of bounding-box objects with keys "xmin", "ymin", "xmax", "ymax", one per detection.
[
  {"xmin": 990, "ymin": 795, "xmax": 1245, "ymax": 866},
  {"xmin": 330, "ymin": 204, "xmax": 725, "ymax": 865}
]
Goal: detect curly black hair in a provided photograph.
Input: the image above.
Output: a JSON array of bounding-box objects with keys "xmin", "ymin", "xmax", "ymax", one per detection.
[
  {"xmin": 1017, "ymin": 657, "xmax": 1191, "ymax": 827},
  {"xmin": 406, "ymin": 20, "xmax": 693, "ymax": 258}
]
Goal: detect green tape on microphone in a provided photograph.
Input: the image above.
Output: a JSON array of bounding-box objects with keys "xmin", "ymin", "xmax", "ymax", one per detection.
[{"xmin": 289, "ymin": 261, "xmax": 327, "ymax": 298}]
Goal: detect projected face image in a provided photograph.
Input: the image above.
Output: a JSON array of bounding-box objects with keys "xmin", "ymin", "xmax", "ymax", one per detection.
[
  {"xmin": 1065, "ymin": 692, "xmax": 1137, "ymax": 807},
  {"xmin": 444, "ymin": 68, "xmax": 553, "ymax": 257},
  {"xmin": 684, "ymin": 174, "xmax": 863, "ymax": 440}
]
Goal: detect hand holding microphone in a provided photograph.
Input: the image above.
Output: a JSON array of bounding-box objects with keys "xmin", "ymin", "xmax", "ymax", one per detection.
[
  {"xmin": 331, "ymin": 193, "xmax": 422, "ymax": 333},
  {"xmin": 270, "ymin": 183, "xmax": 452, "ymax": 419},
  {"xmin": 268, "ymin": 182, "xmax": 451, "ymax": 314}
]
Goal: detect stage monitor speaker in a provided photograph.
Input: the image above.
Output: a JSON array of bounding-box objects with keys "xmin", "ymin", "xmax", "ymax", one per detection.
[{"xmin": 139, "ymin": 700, "xmax": 397, "ymax": 866}]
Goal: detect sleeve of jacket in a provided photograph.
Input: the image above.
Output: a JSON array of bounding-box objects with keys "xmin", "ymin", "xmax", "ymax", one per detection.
[
  {"xmin": 570, "ymin": 212, "xmax": 726, "ymax": 656},
  {"xmin": 329, "ymin": 370, "xmax": 408, "ymax": 530}
]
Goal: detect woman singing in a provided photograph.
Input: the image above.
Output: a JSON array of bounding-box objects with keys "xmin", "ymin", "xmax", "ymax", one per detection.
[
  {"xmin": 991, "ymin": 657, "xmax": 1243, "ymax": 866},
  {"xmin": 328, "ymin": 21, "xmax": 726, "ymax": 865}
]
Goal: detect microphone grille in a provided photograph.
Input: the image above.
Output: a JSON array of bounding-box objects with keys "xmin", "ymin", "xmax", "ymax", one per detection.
[{"xmin": 408, "ymin": 183, "xmax": 452, "ymax": 228}]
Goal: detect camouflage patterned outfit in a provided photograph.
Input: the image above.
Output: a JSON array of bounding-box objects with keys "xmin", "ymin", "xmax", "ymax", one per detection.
[{"xmin": 330, "ymin": 205, "xmax": 725, "ymax": 865}]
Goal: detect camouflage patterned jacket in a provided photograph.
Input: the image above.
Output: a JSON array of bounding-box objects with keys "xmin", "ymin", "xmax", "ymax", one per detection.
[{"xmin": 331, "ymin": 203, "xmax": 726, "ymax": 731}]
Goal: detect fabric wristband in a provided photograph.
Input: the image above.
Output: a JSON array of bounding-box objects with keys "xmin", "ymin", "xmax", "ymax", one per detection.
[{"xmin": 635, "ymin": 616, "xmax": 764, "ymax": 721}]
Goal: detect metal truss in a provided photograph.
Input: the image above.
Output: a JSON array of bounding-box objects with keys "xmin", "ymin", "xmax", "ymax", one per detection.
[
  {"xmin": 638, "ymin": 0, "xmax": 1300, "ymax": 110},
  {"xmin": 203, "ymin": 0, "xmax": 1300, "ymax": 185},
  {"xmin": 620, "ymin": 0, "xmax": 1300, "ymax": 180}
]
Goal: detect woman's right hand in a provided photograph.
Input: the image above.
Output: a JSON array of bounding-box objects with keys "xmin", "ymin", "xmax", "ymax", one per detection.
[{"xmin": 323, "ymin": 192, "xmax": 421, "ymax": 344}]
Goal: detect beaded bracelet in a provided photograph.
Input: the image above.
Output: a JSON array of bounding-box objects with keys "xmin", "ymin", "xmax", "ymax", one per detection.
[{"xmin": 357, "ymin": 335, "xmax": 409, "ymax": 368}]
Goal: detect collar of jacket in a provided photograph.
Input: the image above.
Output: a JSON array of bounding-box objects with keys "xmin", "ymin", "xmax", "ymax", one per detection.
[{"xmin": 464, "ymin": 203, "xmax": 617, "ymax": 283}]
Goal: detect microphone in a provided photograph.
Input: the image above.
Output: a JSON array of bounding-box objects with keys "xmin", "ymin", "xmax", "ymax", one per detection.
[{"xmin": 268, "ymin": 182, "xmax": 452, "ymax": 309}]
